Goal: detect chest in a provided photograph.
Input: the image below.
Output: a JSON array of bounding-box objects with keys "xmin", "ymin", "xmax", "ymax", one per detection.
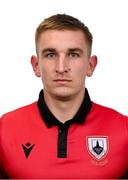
[{"xmin": 2, "ymin": 122, "xmax": 128, "ymax": 179}]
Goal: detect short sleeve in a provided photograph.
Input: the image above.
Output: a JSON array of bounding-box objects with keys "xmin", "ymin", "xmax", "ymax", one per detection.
[
  {"xmin": 0, "ymin": 116, "xmax": 9, "ymax": 178},
  {"xmin": 0, "ymin": 116, "xmax": 3, "ymax": 177}
]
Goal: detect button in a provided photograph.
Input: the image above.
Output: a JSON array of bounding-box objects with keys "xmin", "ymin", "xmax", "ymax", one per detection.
[{"xmin": 59, "ymin": 130, "xmax": 62, "ymax": 133}]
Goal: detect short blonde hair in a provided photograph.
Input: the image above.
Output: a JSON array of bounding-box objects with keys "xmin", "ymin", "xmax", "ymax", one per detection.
[{"xmin": 35, "ymin": 14, "xmax": 93, "ymax": 55}]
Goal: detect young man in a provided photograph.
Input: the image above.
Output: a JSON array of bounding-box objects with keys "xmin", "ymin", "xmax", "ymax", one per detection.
[{"xmin": 0, "ymin": 14, "xmax": 128, "ymax": 179}]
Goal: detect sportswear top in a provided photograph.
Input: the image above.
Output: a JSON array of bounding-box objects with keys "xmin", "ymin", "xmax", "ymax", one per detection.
[{"xmin": 0, "ymin": 89, "xmax": 128, "ymax": 179}]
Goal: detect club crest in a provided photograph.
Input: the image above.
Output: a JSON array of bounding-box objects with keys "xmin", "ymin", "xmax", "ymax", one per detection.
[{"xmin": 87, "ymin": 137, "xmax": 108, "ymax": 160}]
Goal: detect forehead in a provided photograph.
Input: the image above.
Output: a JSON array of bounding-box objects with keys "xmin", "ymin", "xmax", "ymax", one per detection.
[{"xmin": 37, "ymin": 30, "xmax": 88, "ymax": 51}]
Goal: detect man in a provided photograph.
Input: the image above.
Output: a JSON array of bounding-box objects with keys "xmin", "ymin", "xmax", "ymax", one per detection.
[{"xmin": 0, "ymin": 14, "xmax": 128, "ymax": 179}]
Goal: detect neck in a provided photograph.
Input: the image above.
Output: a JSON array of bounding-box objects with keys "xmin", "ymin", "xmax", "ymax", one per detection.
[{"xmin": 43, "ymin": 89, "xmax": 85, "ymax": 123}]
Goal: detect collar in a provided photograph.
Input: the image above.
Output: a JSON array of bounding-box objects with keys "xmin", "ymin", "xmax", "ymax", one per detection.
[{"xmin": 37, "ymin": 88, "xmax": 92, "ymax": 128}]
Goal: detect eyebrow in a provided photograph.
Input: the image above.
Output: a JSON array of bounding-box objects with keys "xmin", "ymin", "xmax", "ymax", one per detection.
[
  {"xmin": 41, "ymin": 48, "xmax": 56, "ymax": 54},
  {"xmin": 41, "ymin": 48, "xmax": 84, "ymax": 54},
  {"xmin": 68, "ymin": 48, "xmax": 83, "ymax": 54}
]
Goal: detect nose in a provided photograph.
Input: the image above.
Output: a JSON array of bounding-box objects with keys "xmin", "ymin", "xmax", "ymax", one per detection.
[{"xmin": 55, "ymin": 55, "xmax": 70, "ymax": 73}]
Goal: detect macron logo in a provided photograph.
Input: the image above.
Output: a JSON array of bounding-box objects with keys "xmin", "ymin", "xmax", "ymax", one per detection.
[{"xmin": 22, "ymin": 142, "xmax": 35, "ymax": 158}]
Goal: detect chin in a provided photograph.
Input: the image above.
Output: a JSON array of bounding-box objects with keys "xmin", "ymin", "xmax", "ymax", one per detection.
[{"xmin": 51, "ymin": 87, "xmax": 75, "ymax": 100}]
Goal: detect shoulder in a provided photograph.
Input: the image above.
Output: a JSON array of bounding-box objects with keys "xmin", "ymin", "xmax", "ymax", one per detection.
[
  {"xmin": 89, "ymin": 102, "xmax": 128, "ymax": 134},
  {"xmin": 91, "ymin": 101, "xmax": 128, "ymax": 120},
  {"xmin": 0, "ymin": 102, "xmax": 38, "ymax": 124}
]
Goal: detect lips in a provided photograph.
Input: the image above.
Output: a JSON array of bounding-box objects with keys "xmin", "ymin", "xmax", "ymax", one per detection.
[{"xmin": 54, "ymin": 79, "xmax": 72, "ymax": 82}]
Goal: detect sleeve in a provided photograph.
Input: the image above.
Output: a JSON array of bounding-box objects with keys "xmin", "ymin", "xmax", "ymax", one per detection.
[
  {"xmin": 0, "ymin": 116, "xmax": 5, "ymax": 178},
  {"xmin": 0, "ymin": 116, "xmax": 3, "ymax": 177},
  {"xmin": 125, "ymin": 116, "xmax": 128, "ymax": 176},
  {"xmin": 0, "ymin": 116, "xmax": 9, "ymax": 178}
]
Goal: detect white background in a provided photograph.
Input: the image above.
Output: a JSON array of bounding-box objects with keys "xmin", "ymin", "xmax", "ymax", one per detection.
[{"xmin": 0, "ymin": 0, "xmax": 128, "ymax": 116}]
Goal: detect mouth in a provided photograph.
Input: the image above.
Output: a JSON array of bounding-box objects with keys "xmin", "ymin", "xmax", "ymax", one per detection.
[
  {"xmin": 53, "ymin": 79, "xmax": 72, "ymax": 84},
  {"xmin": 54, "ymin": 79, "xmax": 72, "ymax": 82}
]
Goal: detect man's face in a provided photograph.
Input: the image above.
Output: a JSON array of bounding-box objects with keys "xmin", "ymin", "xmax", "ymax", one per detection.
[{"xmin": 32, "ymin": 30, "xmax": 97, "ymax": 99}]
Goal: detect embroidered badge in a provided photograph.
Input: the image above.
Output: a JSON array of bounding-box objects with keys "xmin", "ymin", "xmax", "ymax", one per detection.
[{"xmin": 87, "ymin": 137, "xmax": 108, "ymax": 160}]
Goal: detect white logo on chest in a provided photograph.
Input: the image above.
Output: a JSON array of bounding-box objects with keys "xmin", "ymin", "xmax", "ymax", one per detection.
[{"xmin": 87, "ymin": 137, "xmax": 108, "ymax": 160}]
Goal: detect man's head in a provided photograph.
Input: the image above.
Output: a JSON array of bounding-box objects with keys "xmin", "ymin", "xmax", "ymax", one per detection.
[
  {"xmin": 31, "ymin": 14, "xmax": 97, "ymax": 100},
  {"xmin": 35, "ymin": 14, "xmax": 93, "ymax": 57}
]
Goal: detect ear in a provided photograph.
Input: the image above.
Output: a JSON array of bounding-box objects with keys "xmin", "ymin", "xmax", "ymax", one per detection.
[
  {"xmin": 31, "ymin": 55, "xmax": 41, "ymax": 77},
  {"xmin": 87, "ymin": 55, "xmax": 98, "ymax": 77}
]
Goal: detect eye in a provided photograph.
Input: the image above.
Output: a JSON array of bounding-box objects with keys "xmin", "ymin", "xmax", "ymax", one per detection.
[
  {"xmin": 68, "ymin": 52, "xmax": 80, "ymax": 58},
  {"xmin": 45, "ymin": 53, "xmax": 56, "ymax": 59}
]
